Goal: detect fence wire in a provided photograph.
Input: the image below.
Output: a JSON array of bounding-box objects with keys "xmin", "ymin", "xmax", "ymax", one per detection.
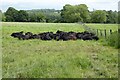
[{"xmin": 78, "ymin": 22, "xmax": 113, "ymax": 39}]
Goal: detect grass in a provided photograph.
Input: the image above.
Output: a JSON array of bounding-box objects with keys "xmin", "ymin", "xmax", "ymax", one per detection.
[
  {"xmin": 2, "ymin": 22, "xmax": 118, "ymax": 78},
  {"xmin": 85, "ymin": 24, "xmax": 118, "ymax": 39},
  {"xmin": 86, "ymin": 24, "xmax": 118, "ymax": 31}
]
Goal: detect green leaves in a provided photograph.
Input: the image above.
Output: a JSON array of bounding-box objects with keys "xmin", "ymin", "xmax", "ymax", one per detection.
[
  {"xmin": 61, "ymin": 4, "xmax": 89, "ymax": 23},
  {"xmin": 107, "ymin": 31, "xmax": 120, "ymax": 49},
  {"xmin": 5, "ymin": 7, "xmax": 29, "ymax": 22},
  {"xmin": 91, "ymin": 10, "xmax": 107, "ymax": 23}
]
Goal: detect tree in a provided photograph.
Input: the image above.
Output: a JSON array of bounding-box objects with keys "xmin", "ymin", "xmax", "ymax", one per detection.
[
  {"xmin": 35, "ymin": 13, "xmax": 46, "ymax": 22},
  {"xmin": 61, "ymin": 4, "xmax": 82, "ymax": 23},
  {"xmin": 118, "ymin": 11, "xmax": 120, "ymax": 24},
  {"xmin": 91, "ymin": 10, "xmax": 107, "ymax": 23},
  {"xmin": 76, "ymin": 4, "xmax": 90, "ymax": 22},
  {"xmin": 61, "ymin": 4, "xmax": 89, "ymax": 23},
  {"xmin": 28, "ymin": 12, "xmax": 45, "ymax": 22},
  {"xmin": 106, "ymin": 10, "xmax": 118, "ymax": 23},
  {"xmin": 2, "ymin": 13, "xmax": 6, "ymax": 21},
  {"xmin": 0, "ymin": 10, "xmax": 6, "ymax": 22},
  {"xmin": 5, "ymin": 7, "xmax": 18, "ymax": 22},
  {"xmin": 17, "ymin": 10, "xmax": 28, "ymax": 22},
  {"xmin": 27, "ymin": 9, "xmax": 61, "ymax": 22}
]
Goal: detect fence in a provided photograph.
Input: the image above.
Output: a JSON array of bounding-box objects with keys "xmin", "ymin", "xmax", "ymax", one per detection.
[{"xmin": 78, "ymin": 22, "xmax": 113, "ymax": 39}]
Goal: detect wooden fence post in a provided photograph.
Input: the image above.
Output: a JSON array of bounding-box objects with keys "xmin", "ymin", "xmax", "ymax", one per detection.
[
  {"xmin": 110, "ymin": 29, "xmax": 112, "ymax": 35},
  {"xmin": 100, "ymin": 29, "xmax": 102, "ymax": 36},
  {"xmin": 97, "ymin": 29, "xmax": 99, "ymax": 36},
  {"xmin": 104, "ymin": 29, "xmax": 106, "ymax": 38}
]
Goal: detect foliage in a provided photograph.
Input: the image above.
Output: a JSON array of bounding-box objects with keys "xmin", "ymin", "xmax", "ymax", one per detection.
[
  {"xmin": 91, "ymin": 10, "xmax": 107, "ymax": 23},
  {"xmin": 87, "ymin": 24, "xmax": 118, "ymax": 48},
  {"xmin": 106, "ymin": 10, "xmax": 118, "ymax": 23},
  {"xmin": 0, "ymin": 10, "xmax": 6, "ymax": 22},
  {"xmin": 2, "ymin": 6, "xmax": 119, "ymax": 23},
  {"xmin": 107, "ymin": 31, "xmax": 120, "ymax": 49},
  {"xmin": 5, "ymin": 7, "xmax": 29, "ymax": 22},
  {"xmin": 61, "ymin": 4, "xmax": 89, "ymax": 23},
  {"xmin": 5, "ymin": 7, "xmax": 18, "ymax": 22},
  {"xmin": 27, "ymin": 9, "xmax": 61, "ymax": 23},
  {"xmin": 17, "ymin": 10, "xmax": 29, "ymax": 22},
  {"xmin": 76, "ymin": 4, "xmax": 90, "ymax": 22},
  {"xmin": 28, "ymin": 13, "xmax": 46, "ymax": 22},
  {"xmin": 118, "ymin": 11, "xmax": 120, "ymax": 24},
  {"xmin": 2, "ymin": 13, "xmax": 6, "ymax": 21}
]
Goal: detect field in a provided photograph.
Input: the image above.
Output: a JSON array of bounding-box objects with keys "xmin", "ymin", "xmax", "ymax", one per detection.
[
  {"xmin": 86, "ymin": 24, "xmax": 118, "ymax": 31},
  {"xmin": 86, "ymin": 24, "xmax": 118, "ymax": 38},
  {"xmin": 2, "ymin": 22, "xmax": 118, "ymax": 78}
]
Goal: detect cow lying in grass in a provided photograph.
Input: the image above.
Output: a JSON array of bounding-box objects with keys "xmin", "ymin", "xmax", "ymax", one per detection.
[{"xmin": 11, "ymin": 30, "xmax": 99, "ymax": 41}]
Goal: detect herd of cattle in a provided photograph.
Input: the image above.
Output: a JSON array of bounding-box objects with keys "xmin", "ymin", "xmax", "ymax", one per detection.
[{"xmin": 11, "ymin": 30, "xmax": 99, "ymax": 41}]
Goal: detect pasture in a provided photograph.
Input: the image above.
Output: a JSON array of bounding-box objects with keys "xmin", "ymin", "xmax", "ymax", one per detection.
[
  {"xmin": 86, "ymin": 24, "xmax": 118, "ymax": 31},
  {"xmin": 85, "ymin": 24, "xmax": 118, "ymax": 39},
  {"xmin": 2, "ymin": 22, "xmax": 118, "ymax": 78}
]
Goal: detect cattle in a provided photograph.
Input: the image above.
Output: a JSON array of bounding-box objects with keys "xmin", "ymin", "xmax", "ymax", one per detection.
[
  {"xmin": 11, "ymin": 31, "xmax": 99, "ymax": 41},
  {"xmin": 38, "ymin": 32, "xmax": 54, "ymax": 40},
  {"xmin": 11, "ymin": 31, "xmax": 24, "ymax": 38},
  {"xmin": 82, "ymin": 34, "xmax": 93, "ymax": 40},
  {"xmin": 68, "ymin": 31, "xmax": 77, "ymax": 40},
  {"xmin": 76, "ymin": 32, "xmax": 83, "ymax": 39},
  {"xmin": 91, "ymin": 35, "xmax": 99, "ymax": 40},
  {"xmin": 32, "ymin": 34, "xmax": 41, "ymax": 39}
]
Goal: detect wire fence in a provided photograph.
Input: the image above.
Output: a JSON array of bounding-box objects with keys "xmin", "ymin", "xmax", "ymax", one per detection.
[{"xmin": 78, "ymin": 22, "xmax": 113, "ymax": 39}]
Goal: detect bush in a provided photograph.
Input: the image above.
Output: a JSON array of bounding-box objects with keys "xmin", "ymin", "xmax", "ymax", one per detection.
[{"xmin": 107, "ymin": 31, "xmax": 120, "ymax": 49}]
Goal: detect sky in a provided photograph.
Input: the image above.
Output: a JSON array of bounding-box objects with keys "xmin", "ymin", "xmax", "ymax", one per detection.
[{"xmin": 1, "ymin": 0, "xmax": 119, "ymax": 12}]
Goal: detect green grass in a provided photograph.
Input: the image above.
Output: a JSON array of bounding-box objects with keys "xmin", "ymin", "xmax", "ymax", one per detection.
[
  {"xmin": 2, "ymin": 22, "xmax": 118, "ymax": 78},
  {"xmin": 86, "ymin": 24, "xmax": 118, "ymax": 31},
  {"xmin": 85, "ymin": 24, "xmax": 118, "ymax": 39}
]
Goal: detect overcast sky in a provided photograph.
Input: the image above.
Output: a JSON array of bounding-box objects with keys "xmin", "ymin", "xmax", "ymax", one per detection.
[{"xmin": 1, "ymin": 0, "xmax": 119, "ymax": 12}]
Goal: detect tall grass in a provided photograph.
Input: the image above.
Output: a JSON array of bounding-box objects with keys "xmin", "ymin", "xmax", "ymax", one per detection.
[
  {"xmin": 106, "ymin": 31, "xmax": 120, "ymax": 49},
  {"xmin": 2, "ymin": 22, "xmax": 118, "ymax": 78}
]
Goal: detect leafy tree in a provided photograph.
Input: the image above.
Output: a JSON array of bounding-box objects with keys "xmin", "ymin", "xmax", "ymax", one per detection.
[
  {"xmin": 2, "ymin": 13, "xmax": 6, "ymax": 21},
  {"xmin": 118, "ymin": 11, "xmax": 120, "ymax": 24},
  {"xmin": 28, "ymin": 12, "xmax": 46, "ymax": 22},
  {"xmin": 0, "ymin": 10, "xmax": 6, "ymax": 21},
  {"xmin": 61, "ymin": 4, "xmax": 89, "ymax": 23},
  {"xmin": 27, "ymin": 9, "xmax": 61, "ymax": 23},
  {"xmin": 76, "ymin": 4, "xmax": 90, "ymax": 22},
  {"xmin": 35, "ymin": 13, "xmax": 46, "ymax": 22},
  {"xmin": 106, "ymin": 10, "xmax": 118, "ymax": 23},
  {"xmin": 61, "ymin": 4, "xmax": 82, "ymax": 23},
  {"xmin": 91, "ymin": 10, "xmax": 107, "ymax": 23},
  {"xmin": 17, "ymin": 10, "xmax": 28, "ymax": 22},
  {"xmin": 45, "ymin": 12, "xmax": 61, "ymax": 23},
  {"xmin": 5, "ymin": 7, "xmax": 18, "ymax": 22}
]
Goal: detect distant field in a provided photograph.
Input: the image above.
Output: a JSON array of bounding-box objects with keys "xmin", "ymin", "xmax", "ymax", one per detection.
[
  {"xmin": 86, "ymin": 24, "xmax": 118, "ymax": 31},
  {"xmin": 2, "ymin": 22, "xmax": 84, "ymax": 33},
  {"xmin": 2, "ymin": 22, "xmax": 118, "ymax": 78}
]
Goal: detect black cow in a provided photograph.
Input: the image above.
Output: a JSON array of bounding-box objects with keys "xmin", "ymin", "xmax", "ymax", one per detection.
[
  {"xmin": 39, "ymin": 32, "xmax": 53, "ymax": 40},
  {"xmin": 76, "ymin": 32, "xmax": 83, "ymax": 39},
  {"xmin": 31, "ymin": 34, "xmax": 41, "ymax": 39},
  {"xmin": 11, "ymin": 31, "xmax": 24, "ymax": 38},
  {"xmin": 11, "ymin": 30, "xmax": 99, "ymax": 41},
  {"xmin": 82, "ymin": 34, "xmax": 93, "ymax": 40},
  {"xmin": 91, "ymin": 35, "xmax": 99, "ymax": 40}
]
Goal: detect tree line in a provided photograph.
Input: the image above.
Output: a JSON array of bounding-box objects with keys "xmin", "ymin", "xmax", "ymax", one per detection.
[{"xmin": 0, "ymin": 4, "xmax": 118, "ymax": 23}]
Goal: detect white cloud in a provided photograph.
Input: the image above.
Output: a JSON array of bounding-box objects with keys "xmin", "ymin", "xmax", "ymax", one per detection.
[{"xmin": 1, "ymin": 0, "xmax": 119, "ymax": 11}]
